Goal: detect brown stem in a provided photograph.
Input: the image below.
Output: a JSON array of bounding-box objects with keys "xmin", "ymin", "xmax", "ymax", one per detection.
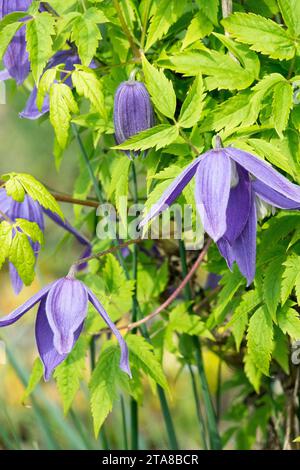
[
  {"xmin": 113, "ymin": 0, "xmax": 141, "ymax": 60},
  {"xmin": 72, "ymin": 238, "xmax": 143, "ymax": 266},
  {"xmin": 99, "ymin": 239, "xmax": 212, "ymax": 334}
]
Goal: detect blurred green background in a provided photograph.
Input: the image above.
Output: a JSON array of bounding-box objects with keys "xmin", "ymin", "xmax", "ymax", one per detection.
[{"xmin": 0, "ymin": 84, "xmax": 229, "ymax": 450}]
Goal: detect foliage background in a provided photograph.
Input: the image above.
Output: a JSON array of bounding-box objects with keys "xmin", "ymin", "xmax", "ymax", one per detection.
[{"xmin": 1, "ymin": 0, "xmax": 300, "ymax": 451}]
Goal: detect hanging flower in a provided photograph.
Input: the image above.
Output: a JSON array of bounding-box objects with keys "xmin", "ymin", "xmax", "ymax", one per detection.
[
  {"xmin": 114, "ymin": 77, "xmax": 154, "ymax": 156},
  {"xmin": 0, "ymin": 271, "xmax": 131, "ymax": 380},
  {"xmin": 0, "ymin": 188, "xmax": 91, "ymax": 294},
  {"xmin": 140, "ymin": 142, "xmax": 300, "ymax": 285}
]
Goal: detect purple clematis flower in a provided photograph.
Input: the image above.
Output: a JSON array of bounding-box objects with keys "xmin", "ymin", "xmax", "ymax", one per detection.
[
  {"xmin": 114, "ymin": 79, "xmax": 154, "ymax": 157},
  {"xmin": 0, "ymin": 188, "xmax": 91, "ymax": 294},
  {"xmin": 0, "ymin": 272, "xmax": 131, "ymax": 380},
  {"xmin": 140, "ymin": 143, "xmax": 300, "ymax": 285},
  {"xmin": 0, "ymin": 0, "xmax": 32, "ymax": 85}
]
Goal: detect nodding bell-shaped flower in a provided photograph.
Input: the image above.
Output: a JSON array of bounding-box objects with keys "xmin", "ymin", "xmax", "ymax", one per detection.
[
  {"xmin": 0, "ymin": 270, "xmax": 131, "ymax": 380},
  {"xmin": 140, "ymin": 138, "xmax": 300, "ymax": 285},
  {"xmin": 0, "ymin": 188, "xmax": 91, "ymax": 294},
  {"xmin": 113, "ymin": 76, "xmax": 154, "ymax": 156}
]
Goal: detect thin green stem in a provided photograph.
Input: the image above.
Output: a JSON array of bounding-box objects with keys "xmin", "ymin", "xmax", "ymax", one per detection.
[
  {"xmin": 178, "ymin": 240, "xmax": 221, "ymax": 450},
  {"xmin": 188, "ymin": 364, "xmax": 208, "ymax": 449},
  {"xmin": 120, "ymin": 396, "xmax": 129, "ymax": 450},
  {"xmin": 140, "ymin": 0, "xmax": 152, "ymax": 49},
  {"xmin": 157, "ymin": 386, "xmax": 179, "ymax": 450},
  {"xmin": 113, "ymin": 0, "xmax": 141, "ymax": 59},
  {"xmin": 130, "ymin": 161, "xmax": 139, "ymax": 450}
]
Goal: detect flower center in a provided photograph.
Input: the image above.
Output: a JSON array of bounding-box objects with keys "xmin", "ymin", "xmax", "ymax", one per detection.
[{"xmin": 255, "ymin": 196, "xmax": 276, "ymax": 220}]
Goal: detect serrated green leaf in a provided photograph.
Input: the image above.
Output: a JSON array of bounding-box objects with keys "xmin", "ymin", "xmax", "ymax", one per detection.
[
  {"xmin": 50, "ymin": 82, "xmax": 78, "ymax": 149},
  {"xmin": 9, "ymin": 173, "xmax": 64, "ymax": 218},
  {"xmin": 54, "ymin": 336, "xmax": 87, "ymax": 414},
  {"xmin": 0, "ymin": 221, "xmax": 12, "ymax": 269},
  {"xmin": 211, "ymin": 268, "xmax": 244, "ymax": 323},
  {"xmin": 178, "ymin": 75, "xmax": 205, "ymax": 128},
  {"xmin": 272, "ymin": 80, "xmax": 293, "ymax": 138},
  {"xmin": 145, "ymin": 0, "xmax": 184, "ymax": 51},
  {"xmin": 244, "ymin": 352, "xmax": 262, "ymax": 393},
  {"xmin": 196, "ymin": 0, "xmax": 219, "ymax": 25},
  {"xmin": 15, "ymin": 219, "xmax": 44, "ymax": 245},
  {"xmin": 5, "ymin": 176, "xmax": 25, "ymax": 202},
  {"xmin": 89, "ymin": 343, "xmax": 129, "ymax": 436},
  {"xmin": 9, "ymin": 231, "xmax": 35, "ymax": 285},
  {"xmin": 126, "ymin": 335, "xmax": 169, "ymax": 392},
  {"xmin": 0, "ymin": 22, "xmax": 22, "ymax": 60},
  {"xmin": 263, "ymin": 257, "xmax": 285, "ymax": 320},
  {"xmin": 108, "ymin": 156, "xmax": 131, "ymax": 222},
  {"xmin": 247, "ymin": 305, "xmax": 274, "ymax": 376},
  {"xmin": 37, "ymin": 68, "xmax": 57, "ymax": 111},
  {"xmin": 22, "ymin": 358, "xmax": 43, "ymax": 404},
  {"xmin": 281, "ymin": 254, "xmax": 300, "ymax": 305},
  {"xmin": 227, "ymin": 290, "xmax": 261, "ymax": 351},
  {"xmin": 71, "ymin": 13, "xmax": 101, "ymax": 66},
  {"xmin": 142, "ymin": 56, "xmax": 176, "ymax": 119},
  {"xmin": 26, "ymin": 13, "xmax": 55, "ymax": 82},
  {"xmin": 181, "ymin": 12, "xmax": 213, "ymax": 50},
  {"xmin": 278, "ymin": 304, "xmax": 300, "ymax": 340},
  {"xmin": 222, "ymin": 12, "xmax": 296, "ymax": 60},
  {"xmin": 278, "ymin": 0, "xmax": 300, "ymax": 36},
  {"xmin": 159, "ymin": 49, "xmax": 257, "ymax": 91},
  {"xmin": 113, "ymin": 125, "xmax": 179, "ymax": 151},
  {"xmin": 72, "ymin": 67, "xmax": 106, "ymax": 117}
]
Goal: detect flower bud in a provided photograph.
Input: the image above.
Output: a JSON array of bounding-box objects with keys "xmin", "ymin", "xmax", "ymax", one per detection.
[{"xmin": 113, "ymin": 79, "xmax": 154, "ymax": 152}]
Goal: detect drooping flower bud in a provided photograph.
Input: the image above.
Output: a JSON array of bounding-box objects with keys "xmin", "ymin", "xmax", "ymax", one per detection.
[{"xmin": 113, "ymin": 79, "xmax": 154, "ymax": 153}]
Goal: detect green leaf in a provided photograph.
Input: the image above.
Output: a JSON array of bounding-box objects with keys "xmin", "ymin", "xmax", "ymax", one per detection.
[
  {"xmin": 247, "ymin": 305, "xmax": 274, "ymax": 376},
  {"xmin": 108, "ymin": 156, "xmax": 131, "ymax": 221},
  {"xmin": 281, "ymin": 254, "xmax": 300, "ymax": 305},
  {"xmin": 9, "ymin": 231, "xmax": 35, "ymax": 285},
  {"xmin": 4, "ymin": 175, "xmax": 26, "ymax": 202},
  {"xmin": 178, "ymin": 75, "xmax": 205, "ymax": 128},
  {"xmin": 272, "ymin": 80, "xmax": 293, "ymax": 138},
  {"xmin": 142, "ymin": 56, "xmax": 176, "ymax": 119},
  {"xmin": 71, "ymin": 12, "xmax": 101, "ymax": 66},
  {"xmin": 5, "ymin": 173, "xmax": 64, "ymax": 218},
  {"xmin": 226, "ymin": 290, "xmax": 261, "ymax": 351},
  {"xmin": 72, "ymin": 67, "xmax": 106, "ymax": 117},
  {"xmin": 196, "ymin": 0, "xmax": 219, "ymax": 25},
  {"xmin": 273, "ymin": 326, "xmax": 290, "ymax": 374},
  {"xmin": 37, "ymin": 68, "xmax": 57, "ymax": 111},
  {"xmin": 211, "ymin": 268, "xmax": 244, "ymax": 324},
  {"xmin": 244, "ymin": 352, "xmax": 262, "ymax": 393},
  {"xmin": 21, "ymin": 358, "xmax": 43, "ymax": 404},
  {"xmin": 0, "ymin": 221, "xmax": 12, "ymax": 269},
  {"xmin": 113, "ymin": 125, "xmax": 179, "ymax": 151},
  {"xmin": 0, "ymin": 22, "xmax": 22, "ymax": 60},
  {"xmin": 263, "ymin": 257, "xmax": 285, "ymax": 319},
  {"xmin": 159, "ymin": 49, "xmax": 257, "ymax": 90},
  {"xmin": 26, "ymin": 13, "xmax": 55, "ymax": 82},
  {"xmin": 181, "ymin": 12, "xmax": 213, "ymax": 50},
  {"xmin": 200, "ymin": 92, "xmax": 254, "ymax": 132},
  {"xmin": 50, "ymin": 82, "xmax": 79, "ymax": 149},
  {"xmin": 222, "ymin": 12, "xmax": 296, "ymax": 60},
  {"xmin": 278, "ymin": 0, "xmax": 300, "ymax": 36},
  {"xmin": 145, "ymin": 0, "xmax": 184, "ymax": 50},
  {"xmin": 278, "ymin": 304, "xmax": 300, "ymax": 340},
  {"xmin": 89, "ymin": 343, "xmax": 129, "ymax": 436},
  {"xmin": 54, "ymin": 336, "xmax": 87, "ymax": 414},
  {"xmin": 126, "ymin": 335, "xmax": 169, "ymax": 392},
  {"xmin": 15, "ymin": 219, "xmax": 44, "ymax": 245}
]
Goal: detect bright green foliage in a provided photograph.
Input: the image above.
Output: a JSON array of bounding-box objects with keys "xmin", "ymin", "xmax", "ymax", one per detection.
[
  {"xmin": 72, "ymin": 66, "xmax": 106, "ymax": 117},
  {"xmin": 9, "ymin": 231, "xmax": 36, "ymax": 285},
  {"xmin": 145, "ymin": 1, "xmax": 184, "ymax": 51},
  {"xmin": 21, "ymin": 358, "xmax": 44, "ymax": 404},
  {"xmin": 178, "ymin": 75, "xmax": 205, "ymax": 128},
  {"xmin": 89, "ymin": 343, "xmax": 129, "ymax": 436},
  {"xmin": 26, "ymin": 13, "xmax": 56, "ymax": 83},
  {"xmin": 114, "ymin": 125, "xmax": 179, "ymax": 151},
  {"xmin": 71, "ymin": 8, "xmax": 106, "ymax": 66},
  {"xmin": 1, "ymin": 173, "xmax": 63, "ymax": 218},
  {"xmin": 222, "ymin": 12, "xmax": 296, "ymax": 60},
  {"xmin": 50, "ymin": 83, "xmax": 79, "ymax": 149},
  {"xmin": 54, "ymin": 337, "xmax": 87, "ymax": 414},
  {"xmin": 142, "ymin": 56, "xmax": 176, "ymax": 119},
  {"xmin": 247, "ymin": 306, "xmax": 274, "ymax": 376}
]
